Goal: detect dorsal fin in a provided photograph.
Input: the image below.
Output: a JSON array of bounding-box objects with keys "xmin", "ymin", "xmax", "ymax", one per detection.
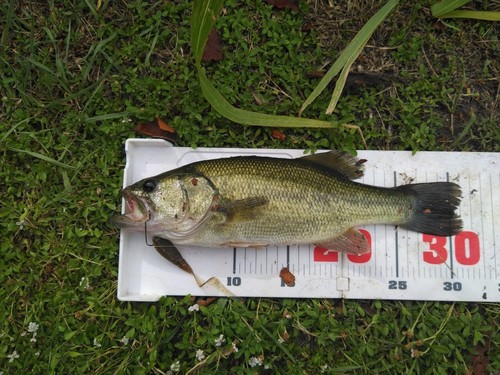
[{"xmin": 300, "ymin": 151, "xmax": 366, "ymax": 180}]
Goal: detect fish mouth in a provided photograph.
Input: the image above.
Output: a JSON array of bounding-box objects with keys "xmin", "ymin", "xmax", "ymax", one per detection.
[{"xmin": 110, "ymin": 189, "xmax": 149, "ymax": 229}]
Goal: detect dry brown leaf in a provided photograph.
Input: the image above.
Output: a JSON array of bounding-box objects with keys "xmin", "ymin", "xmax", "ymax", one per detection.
[
  {"xmin": 265, "ymin": 0, "xmax": 300, "ymax": 12},
  {"xmin": 135, "ymin": 118, "xmax": 177, "ymax": 142},
  {"xmin": 202, "ymin": 28, "xmax": 223, "ymax": 62},
  {"xmin": 272, "ymin": 129, "xmax": 286, "ymax": 141},
  {"xmin": 279, "ymin": 267, "xmax": 295, "ymax": 286}
]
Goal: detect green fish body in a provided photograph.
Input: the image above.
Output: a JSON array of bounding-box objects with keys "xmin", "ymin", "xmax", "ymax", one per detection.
[{"xmin": 111, "ymin": 151, "xmax": 462, "ymax": 255}]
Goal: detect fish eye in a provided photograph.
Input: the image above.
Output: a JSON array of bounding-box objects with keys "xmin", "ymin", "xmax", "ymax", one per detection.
[{"xmin": 142, "ymin": 179, "xmax": 157, "ymax": 193}]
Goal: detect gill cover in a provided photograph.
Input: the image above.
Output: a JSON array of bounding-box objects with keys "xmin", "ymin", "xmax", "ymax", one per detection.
[{"xmin": 147, "ymin": 173, "xmax": 219, "ymax": 239}]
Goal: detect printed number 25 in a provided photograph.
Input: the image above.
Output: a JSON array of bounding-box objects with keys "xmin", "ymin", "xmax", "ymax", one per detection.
[{"xmin": 388, "ymin": 280, "xmax": 407, "ymax": 290}]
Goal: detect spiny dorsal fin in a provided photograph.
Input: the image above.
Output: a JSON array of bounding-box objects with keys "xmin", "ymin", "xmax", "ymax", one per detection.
[{"xmin": 300, "ymin": 151, "xmax": 366, "ymax": 180}]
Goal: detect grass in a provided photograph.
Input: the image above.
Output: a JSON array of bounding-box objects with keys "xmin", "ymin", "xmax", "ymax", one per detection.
[{"xmin": 0, "ymin": 0, "xmax": 499, "ymax": 373}]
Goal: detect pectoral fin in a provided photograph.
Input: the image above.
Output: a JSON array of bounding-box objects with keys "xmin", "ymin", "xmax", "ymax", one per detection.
[
  {"xmin": 216, "ymin": 196, "xmax": 269, "ymax": 223},
  {"xmin": 315, "ymin": 228, "xmax": 370, "ymax": 255}
]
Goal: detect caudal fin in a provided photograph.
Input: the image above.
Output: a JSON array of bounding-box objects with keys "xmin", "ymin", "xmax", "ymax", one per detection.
[{"xmin": 396, "ymin": 182, "xmax": 462, "ymax": 236}]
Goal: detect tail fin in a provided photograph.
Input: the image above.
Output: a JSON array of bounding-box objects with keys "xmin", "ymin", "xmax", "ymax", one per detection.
[{"xmin": 396, "ymin": 182, "xmax": 462, "ymax": 236}]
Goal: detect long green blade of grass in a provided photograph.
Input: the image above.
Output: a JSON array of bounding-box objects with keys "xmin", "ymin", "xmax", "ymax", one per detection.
[
  {"xmin": 301, "ymin": 0, "xmax": 399, "ymax": 116},
  {"xmin": 431, "ymin": 0, "xmax": 500, "ymax": 19},
  {"xmin": 197, "ymin": 68, "xmax": 337, "ymax": 128},
  {"xmin": 191, "ymin": 0, "xmax": 337, "ymax": 128},
  {"xmin": 191, "ymin": 0, "xmax": 224, "ymax": 66},
  {"xmin": 431, "ymin": 0, "xmax": 471, "ymax": 17},
  {"xmin": 435, "ymin": 10, "xmax": 500, "ymax": 20},
  {"xmin": 8, "ymin": 147, "xmax": 75, "ymax": 169}
]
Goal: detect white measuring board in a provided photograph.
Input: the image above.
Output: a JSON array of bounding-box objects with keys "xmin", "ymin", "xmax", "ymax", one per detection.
[{"xmin": 116, "ymin": 139, "xmax": 499, "ymax": 302}]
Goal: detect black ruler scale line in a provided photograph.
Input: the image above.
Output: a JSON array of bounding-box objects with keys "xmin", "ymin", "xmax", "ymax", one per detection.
[
  {"xmin": 394, "ymin": 171, "xmax": 399, "ymax": 278},
  {"xmin": 492, "ymin": 173, "xmax": 497, "ymax": 278},
  {"xmin": 286, "ymin": 246, "xmax": 290, "ymax": 270},
  {"xmin": 479, "ymin": 172, "xmax": 485, "ymax": 279},
  {"xmin": 447, "ymin": 172, "xmax": 455, "ymax": 279},
  {"xmin": 232, "ymin": 247, "xmax": 237, "ymax": 275},
  {"xmin": 266, "ymin": 248, "xmax": 268, "ymax": 275}
]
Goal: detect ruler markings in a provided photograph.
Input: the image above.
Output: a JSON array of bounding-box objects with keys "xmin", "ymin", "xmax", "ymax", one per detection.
[
  {"xmin": 479, "ymin": 173, "xmax": 486, "ymax": 280},
  {"xmin": 307, "ymin": 245, "xmax": 311, "ymax": 276},
  {"xmin": 417, "ymin": 225, "xmax": 422, "ymax": 279},
  {"xmin": 244, "ymin": 248, "xmax": 247, "ymax": 274},
  {"xmin": 395, "ymin": 233, "xmax": 399, "ymax": 278},
  {"xmin": 490, "ymin": 173, "xmax": 496, "ymax": 278},
  {"xmin": 486, "ymin": 172, "xmax": 495, "ymax": 280},
  {"xmin": 373, "ymin": 225, "xmax": 377, "ymax": 276},
  {"xmin": 295, "ymin": 246, "xmax": 300, "ymax": 275},
  {"xmin": 232, "ymin": 248, "xmax": 237, "ymax": 274},
  {"xmin": 467, "ymin": 174, "xmax": 474, "ymax": 281},
  {"xmin": 446, "ymin": 172, "xmax": 455, "ymax": 280},
  {"xmin": 308, "ymin": 245, "xmax": 312, "ymax": 276},
  {"xmin": 478, "ymin": 175, "xmax": 486, "ymax": 280},
  {"xmin": 393, "ymin": 171, "xmax": 400, "ymax": 278},
  {"xmin": 265, "ymin": 246, "xmax": 268, "ymax": 275}
]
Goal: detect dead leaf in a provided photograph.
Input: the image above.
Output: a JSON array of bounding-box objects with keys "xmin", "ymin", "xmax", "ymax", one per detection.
[
  {"xmin": 470, "ymin": 330, "xmax": 492, "ymax": 375},
  {"xmin": 279, "ymin": 267, "xmax": 295, "ymax": 286},
  {"xmin": 265, "ymin": 0, "xmax": 300, "ymax": 11},
  {"xmin": 196, "ymin": 297, "xmax": 218, "ymax": 307},
  {"xmin": 306, "ymin": 70, "xmax": 326, "ymax": 79},
  {"xmin": 202, "ymin": 28, "xmax": 223, "ymax": 62},
  {"xmin": 251, "ymin": 91, "xmax": 266, "ymax": 106},
  {"xmin": 302, "ymin": 21, "xmax": 313, "ymax": 32},
  {"xmin": 135, "ymin": 118, "xmax": 177, "ymax": 142},
  {"xmin": 272, "ymin": 129, "xmax": 286, "ymax": 141}
]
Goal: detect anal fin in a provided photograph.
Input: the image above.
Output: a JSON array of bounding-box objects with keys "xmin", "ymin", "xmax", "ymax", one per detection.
[{"xmin": 315, "ymin": 228, "xmax": 370, "ymax": 255}]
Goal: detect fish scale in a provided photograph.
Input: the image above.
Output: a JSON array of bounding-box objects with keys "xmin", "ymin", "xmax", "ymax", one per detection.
[{"xmin": 187, "ymin": 156, "xmax": 412, "ymax": 246}]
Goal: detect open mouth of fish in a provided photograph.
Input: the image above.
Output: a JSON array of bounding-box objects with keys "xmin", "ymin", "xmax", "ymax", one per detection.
[
  {"xmin": 123, "ymin": 190, "xmax": 149, "ymax": 222},
  {"xmin": 110, "ymin": 189, "xmax": 149, "ymax": 228}
]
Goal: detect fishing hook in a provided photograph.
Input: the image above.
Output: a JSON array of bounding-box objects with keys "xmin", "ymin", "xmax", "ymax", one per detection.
[{"xmin": 144, "ymin": 211, "xmax": 154, "ymax": 246}]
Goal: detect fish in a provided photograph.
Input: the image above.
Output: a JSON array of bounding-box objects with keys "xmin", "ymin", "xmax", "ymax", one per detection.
[{"xmin": 111, "ymin": 151, "xmax": 462, "ymax": 257}]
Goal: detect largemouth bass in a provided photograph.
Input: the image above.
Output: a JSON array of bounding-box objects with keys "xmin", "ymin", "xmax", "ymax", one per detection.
[
  {"xmin": 111, "ymin": 151, "xmax": 462, "ymax": 255},
  {"xmin": 111, "ymin": 151, "xmax": 462, "ymax": 254}
]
